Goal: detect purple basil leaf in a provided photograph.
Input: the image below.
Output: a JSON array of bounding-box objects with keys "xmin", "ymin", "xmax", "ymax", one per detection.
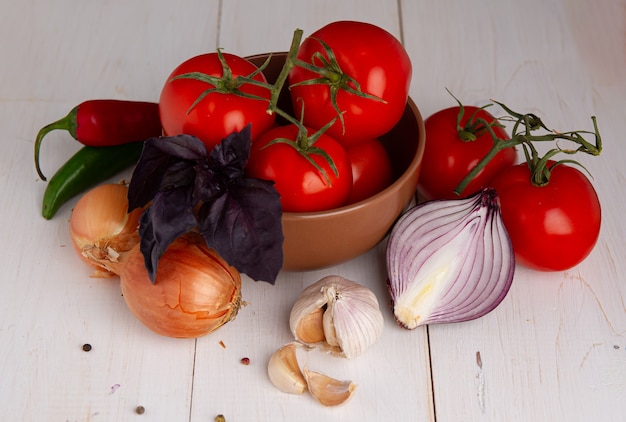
[
  {"xmin": 128, "ymin": 138, "xmax": 173, "ymax": 211},
  {"xmin": 128, "ymin": 135, "xmax": 208, "ymax": 211},
  {"xmin": 138, "ymin": 185, "xmax": 197, "ymax": 283},
  {"xmin": 193, "ymin": 164, "xmax": 223, "ymax": 203},
  {"xmin": 160, "ymin": 160, "xmax": 197, "ymax": 190},
  {"xmin": 152, "ymin": 134, "xmax": 208, "ymax": 161},
  {"xmin": 197, "ymin": 177, "xmax": 283, "ymax": 284},
  {"xmin": 209, "ymin": 124, "xmax": 251, "ymax": 181},
  {"xmin": 129, "ymin": 127, "xmax": 284, "ymax": 285}
]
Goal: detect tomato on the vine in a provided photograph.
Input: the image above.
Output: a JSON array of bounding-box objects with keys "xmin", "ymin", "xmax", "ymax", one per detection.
[
  {"xmin": 246, "ymin": 125, "xmax": 352, "ymax": 212},
  {"xmin": 490, "ymin": 162, "xmax": 601, "ymax": 271},
  {"xmin": 159, "ymin": 52, "xmax": 275, "ymax": 151},
  {"xmin": 345, "ymin": 138, "xmax": 392, "ymax": 204},
  {"xmin": 288, "ymin": 21, "xmax": 412, "ymax": 147},
  {"xmin": 418, "ymin": 106, "xmax": 517, "ymax": 200}
]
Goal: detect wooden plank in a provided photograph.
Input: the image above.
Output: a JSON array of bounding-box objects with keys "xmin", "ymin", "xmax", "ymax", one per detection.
[
  {"xmin": 189, "ymin": 2, "xmax": 435, "ymax": 420},
  {"xmin": 401, "ymin": 0, "xmax": 626, "ymax": 420},
  {"xmin": 217, "ymin": 0, "xmax": 406, "ymax": 57},
  {"xmin": 191, "ymin": 244, "xmax": 434, "ymax": 421},
  {"xmin": 0, "ymin": 0, "xmax": 220, "ymax": 419},
  {"xmin": 2, "ymin": 0, "xmax": 625, "ymax": 420}
]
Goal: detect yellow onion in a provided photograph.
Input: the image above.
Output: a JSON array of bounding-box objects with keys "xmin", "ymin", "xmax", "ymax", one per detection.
[
  {"xmin": 116, "ymin": 232, "xmax": 242, "ymax": 338},
  {"xmin": 69, "ymin": 183, "xmax": 143, "ymax": 277},
  {"xmin": 69, "ymin": 184, "xmax": 242, "ymax": 338}
]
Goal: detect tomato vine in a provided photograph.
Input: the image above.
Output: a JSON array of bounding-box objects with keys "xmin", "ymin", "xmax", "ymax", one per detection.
[
  {"xmin": 454, "ymin": 99, "xmax": 602, "ymax": 195},
  {"xmin": 166, "ymin": 27, "xmax": 392, "ymax": 185}
]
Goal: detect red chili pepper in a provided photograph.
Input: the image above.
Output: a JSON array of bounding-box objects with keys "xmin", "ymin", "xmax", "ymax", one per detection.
[{"xmin": 34, "ymin": 99, "xmax": 162, "ymax": 180}]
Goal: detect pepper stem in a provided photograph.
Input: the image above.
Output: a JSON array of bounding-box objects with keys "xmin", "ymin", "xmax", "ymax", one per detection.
[{"xmin": 34, "ymin": 106, "xmax": 79, "ymax": 181}]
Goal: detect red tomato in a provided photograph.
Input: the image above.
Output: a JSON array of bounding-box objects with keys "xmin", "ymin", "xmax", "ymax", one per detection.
[
  {"xmin": 345, "ymin": 138, "xmax": 393, "ymax": 204},
  {"xmin": 159, "ymin": 52, "xmax": 275, "ymax": 150},
  {"xmin": 246, "ymin": 125, "xmax": 352, "ymax": 212},
  {"xmin": 417, "ymin": 106, "xmax": 517, "ymax": 200},
  {"xmin": 490, "ymin": 162, "xmax": 601, "ymax": 271},
  {"xmin": 288, "ymin": 21, "xmax": 412, "ymax": 147}
]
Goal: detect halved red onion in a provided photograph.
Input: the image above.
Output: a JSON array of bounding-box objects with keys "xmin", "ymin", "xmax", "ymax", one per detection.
[{"xmin": 386, "ymin": 188, "xmax": 515, "ymax": 329}]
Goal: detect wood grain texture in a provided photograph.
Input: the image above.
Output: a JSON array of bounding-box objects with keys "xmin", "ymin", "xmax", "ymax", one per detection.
[
  {"xmin": 1, "ymin": 1, "xmax": 218, "ymax": 420},
  {"xmin": 1, "ymin": 0, "xmax": 624, "ymax": 420},
  {"xmin": 402, "ymin": 1, "xmax": 626, "ymax": 421}
]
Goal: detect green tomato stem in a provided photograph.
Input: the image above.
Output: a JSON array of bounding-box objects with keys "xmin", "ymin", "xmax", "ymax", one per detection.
[
  {"xmin": 453, "ymin": 96, "xmax": 602, "ymax": 195},
  {"xmin": 269, "ymin": 29, "xmax": 303, "ymax": 112},
  {"xmin": 453, "ymin": 131, "xmax": 519, "ymax": 196}
]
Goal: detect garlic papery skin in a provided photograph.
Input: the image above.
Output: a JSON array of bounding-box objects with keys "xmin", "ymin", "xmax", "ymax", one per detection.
[
  {"xmin": 386, "ymin": 188, "xmax": 515, "ymax": 329},
  {"xmin": 267, "ymin": 342, "xmax": 307, "ymax": 395},
  {"xmin": 303, "ymin": 367, "xmax": 356, "ymax": 407},
  {"xmin": 289, "ymin": 275, "xmax": 384, "ymax": 359}
]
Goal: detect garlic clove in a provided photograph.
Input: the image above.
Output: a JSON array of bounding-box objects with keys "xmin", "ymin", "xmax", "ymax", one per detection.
[
  {"xmin": 303, "ymin": 367, "xmax": 356, "ymax": 407},
  {"xmin": 322, "ymin": 300, "xmax": 339, "ymax": 347},
  {"xmin": 289, "ymin": 275, "xmax": 384, "ymax": 359},
  {"xmin": 326, "ymin": 282, "xmax": 384, "ymax": 358},
  {"xmin": 267, "ymin": 342, "xmax": 307, "ymax": 395},
  {"xmin": 293, "ymin": 306, "xmax": 326, "ymax": 344}
]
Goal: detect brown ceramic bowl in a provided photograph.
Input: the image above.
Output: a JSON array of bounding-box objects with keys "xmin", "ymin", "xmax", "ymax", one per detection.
[{"xmin": 246, "ymin": 53, "xmax": 425, "ymax": 271}]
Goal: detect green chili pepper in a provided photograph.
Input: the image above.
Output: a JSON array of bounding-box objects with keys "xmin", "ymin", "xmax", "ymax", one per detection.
[{"xmin": 41, "ymin": 141, "xmax": 144, "ymax": 219}]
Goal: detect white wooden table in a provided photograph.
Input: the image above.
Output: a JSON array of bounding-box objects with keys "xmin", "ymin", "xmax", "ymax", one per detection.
[{"xmin": 2, "ymin": 1, "xmax": 625, "ymax": 420}]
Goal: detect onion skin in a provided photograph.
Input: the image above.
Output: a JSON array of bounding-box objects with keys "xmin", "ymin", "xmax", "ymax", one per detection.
[
  {"xmin": 69, "ymin": 184, "xmax": 241, "ymax": 338},
  {"xmin": 386, "ymin": 188, "xmax": 515, "ymax": 329},
  {"xmin": 69, "ymin": 183, "xmax": 143, "ymax": 277},
  {"xmin": 119, "ymin": 232, "xmax": 242, "ymax": 338}
]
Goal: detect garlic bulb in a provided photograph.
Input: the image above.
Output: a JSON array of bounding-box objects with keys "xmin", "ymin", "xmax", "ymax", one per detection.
[{"xmin": 289, "ymin": 275, "xmax": 384, "ymax": 359}]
